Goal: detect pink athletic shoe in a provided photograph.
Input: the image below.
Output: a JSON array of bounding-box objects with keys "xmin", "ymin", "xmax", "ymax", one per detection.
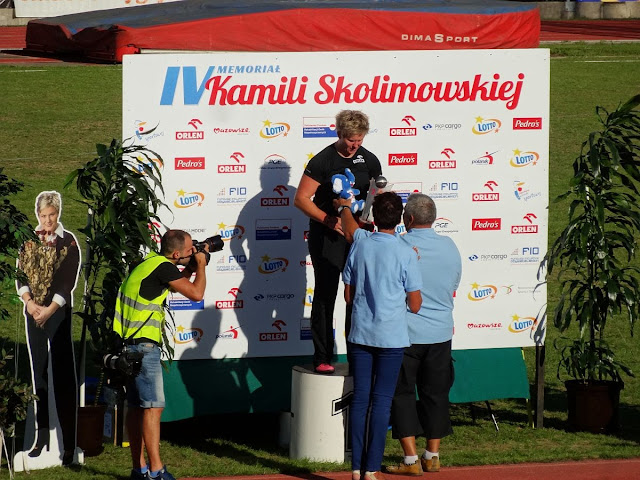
[{"xmin": 315, "ymin": 363, "xmax": 335, "ymax": 374}]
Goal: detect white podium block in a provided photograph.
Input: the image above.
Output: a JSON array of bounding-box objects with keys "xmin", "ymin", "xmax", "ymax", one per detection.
[{"xmin": 289, "ymin": 363, "xmax": 353, "ymax": 463}]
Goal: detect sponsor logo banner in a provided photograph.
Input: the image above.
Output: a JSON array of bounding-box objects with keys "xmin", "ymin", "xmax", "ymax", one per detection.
[
  {"xmin": 389, "ymin": 153, "xmax": 418, "ymax": 166},
  {"xmin": 303, "ymin": 117, "xmax": 337, "ymax": 138},
  {"xmin": 256, "ymin": 218, "xmax": 292, "ymax": 240},
  {"xmin": 471, "ymin": 218, "xmax": 501, "ymax": 231},
  {"xmin": 175, "ymin": 157, "xmax": 205, "ymax": 170},
  {"xmin": 513, "ymin": 117, "xmax": 542, "ymax": 130}
]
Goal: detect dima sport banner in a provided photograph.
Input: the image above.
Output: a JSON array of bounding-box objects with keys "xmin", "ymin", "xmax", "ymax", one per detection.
[
  {"xmin": 123, "ymin": 50, "xmax": 549, "ymax": 360},
  {"xmin": 14, "ymin": 0, "xmax": 181, "ymax": 18}
]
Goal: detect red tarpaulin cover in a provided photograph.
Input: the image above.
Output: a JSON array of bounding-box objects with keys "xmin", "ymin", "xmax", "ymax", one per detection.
[{"xmin": 25, "ymin": 0, "xmax": 540, "ymax": 62}]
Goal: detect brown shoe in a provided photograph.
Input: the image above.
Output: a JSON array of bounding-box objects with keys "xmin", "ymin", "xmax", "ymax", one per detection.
[
  {"xmin": 385, "ymin": 461, "xmax": 423, "ymax": 476},
  {"xmin": 364, "ymin": 472, "xmax": 385, "ymax": 480},
  {"xmin": 420, "ymin": 456, "xmax": 440, "ymax": 473}
]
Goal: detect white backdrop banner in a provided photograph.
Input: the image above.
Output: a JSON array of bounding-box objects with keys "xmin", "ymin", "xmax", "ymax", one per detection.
[
  {"xmin": 123, "ymin": 49, "xmax": 549, "ymax": 360},
  {"xmin": 15, "ymin": 0, "xmax": 182, "ymax": 18}
]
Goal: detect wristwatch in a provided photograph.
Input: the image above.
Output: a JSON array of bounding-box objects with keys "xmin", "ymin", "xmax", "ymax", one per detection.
[{"xmin": 337, "ymin": 205, "xmax": 347, "ymax": 214}]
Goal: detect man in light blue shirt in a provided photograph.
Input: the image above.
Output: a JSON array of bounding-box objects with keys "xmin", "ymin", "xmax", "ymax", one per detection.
[{"xmin": 386, "ymin": 193, "xmax": 462, "ymax": 475}]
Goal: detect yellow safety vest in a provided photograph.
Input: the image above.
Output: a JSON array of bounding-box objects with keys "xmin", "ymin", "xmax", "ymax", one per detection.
[{"xmin": 113, "ymin": 252, "xmax": 173, "ymax": 343}]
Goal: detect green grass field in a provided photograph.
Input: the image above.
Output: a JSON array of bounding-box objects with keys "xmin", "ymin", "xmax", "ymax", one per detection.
[{"xmin": 1, "ymin": 43, "xmax": 640, "ymax": 479}]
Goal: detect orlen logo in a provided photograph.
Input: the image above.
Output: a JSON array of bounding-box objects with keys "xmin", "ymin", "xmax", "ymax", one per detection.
[
  {"xmin": 174, "ymin": 325, "xmax": 204, "ymax": 344},
  {"xmin": 472, "ymin": 180, "xmax": 499, "ymax": 202},
  {"xmin": 176, "ymin": 118, "xmax": 204, "ymax": 140},
  {"xmin": 513, "ymin": 117, "xmax": 542, "ymax": 130},
  {"xmin": 259, "ymin": 320, "xmax": 288, "ymax": 341},
  {"xmin": 218, "ymin": 151, "xmax": 247, "ymax": 173},
  {"xmin": 390, "ymin": 116, "xmax": 417, "ymax": 136},
  {"xmin": 471, "ymin": 150, "xmax": 497, "ymax": 166},
  {"xmin": 260, "ymin": 120, "xmax": 290, "ymax": 139},
  {"xmin": 389, "ymin": 153, "xmax": 418, "ymax": 166},
  {"xmin": 215, "ymin": 287, "xmax": 243, "ymax": 309},
  {"xmin": 304, "ymin": 288, "xmax": 314, "ymax": 307},
  {"xmin": 467, "ymin": 282, "xmax": 498, "ymax": 301},
  {"xmin": 508, "ymin": 314, "xmax": 537, "ymax": 333},
  {"xmin": 175, "ymin": 157, "xmax": 205, "ymax": 170},
  {"xmin": 174, "ymin": 189, "xmax": 204, "ymax": 208},
  {"xmin": 258, "ymin": 254, "xmax": 289, "ymax": 274},
  {"xmin": 261, "ymin": 185, "xmax": 290, "ymax": 206},
  {"xmin": 511, "ymin": 213, "xmax": 538, "ymax": 234},
  {"xmin": 472, "ymin": 116, "xmax": 501, "ymax": 135},
  {"xmin": 429, "ymin": 148, "xmax": 456, "ymax": 169},
  {"xmin": 472, "ymin": 218, "xmax": 501, "ymax": 231},
  {"xmin": 510, "ymin": 149, "xmax": 539, "ymax": 167},
  {"xmin": 217, "ymin": 325, "xmax": 241, "ymax": 339},
  {"xmin": 217, "ymin": 222, "xmax": 245, "ymax": 241}
]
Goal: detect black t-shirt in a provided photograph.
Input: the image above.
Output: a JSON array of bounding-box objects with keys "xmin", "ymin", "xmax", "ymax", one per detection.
[
  {"xmin": 304, "ymin": 144, "xmax": 382, "ymax": 215},
  {"xmin": 139, "ymin": 262, "xmax": 183, "ymax": 301}
]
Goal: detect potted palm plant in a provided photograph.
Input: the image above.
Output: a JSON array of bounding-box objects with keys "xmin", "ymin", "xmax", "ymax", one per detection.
[
  {"xmin": 540, "ymin": 95, "xmax": 640, "ymax": 433},
  {"xmin": 64, "ymin": 138, "xmax": 166, "ymax": 453}
]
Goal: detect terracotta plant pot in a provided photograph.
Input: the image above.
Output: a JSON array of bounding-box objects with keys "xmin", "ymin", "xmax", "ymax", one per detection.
[
  {"xmin": 565, "ymin": 380, "xmax": 622, "ymax": 433},
  {"xmin": 77, "ymin": 404, "xmax": 107, "ymax": 456}
]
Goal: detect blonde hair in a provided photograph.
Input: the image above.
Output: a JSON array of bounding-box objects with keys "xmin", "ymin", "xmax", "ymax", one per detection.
[
  {"xmin": 36, "ymin": 191, "xmax": 61, "ymax": 215},
  {"xmin": 335, "ymin": 110, "xmax": 370, "ymax": 138}
]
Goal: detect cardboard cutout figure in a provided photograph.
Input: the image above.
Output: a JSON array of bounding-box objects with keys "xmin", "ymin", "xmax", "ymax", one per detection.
[{"xmin": 13, "ymin": 191, "xmax": 82, "ymax": 471}]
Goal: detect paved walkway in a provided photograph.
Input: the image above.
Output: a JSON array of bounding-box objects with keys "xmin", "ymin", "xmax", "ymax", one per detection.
[{"xmin": 186, "ymin": 458, "xmax": 640, "ymax": 480}]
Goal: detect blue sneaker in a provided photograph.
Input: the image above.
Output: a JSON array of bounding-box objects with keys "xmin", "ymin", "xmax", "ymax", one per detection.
[
  {"xmin": 149, "ymin": 465, "xmax": 176, "ymax": 480},
  {"xmin": 130, "ymin": 469, "xmax": 150, "ymax": 480}
]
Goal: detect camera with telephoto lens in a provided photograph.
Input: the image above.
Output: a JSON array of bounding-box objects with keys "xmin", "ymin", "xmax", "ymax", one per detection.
[
  {"xmin": 103, "ymin": 349, "xmax": 144, "ymax": 378},
  {"xmin": 191, "ymin": 235, "xmax": 224, "ymax": 266}
]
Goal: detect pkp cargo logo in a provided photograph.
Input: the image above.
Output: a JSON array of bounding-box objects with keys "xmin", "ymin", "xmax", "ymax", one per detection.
[
  {"xmin": 175, "ymin": 157, "xmax": 205, "ymax": 170},
  {"xmin": 511, "ymin": 213, "xmax": 539, "ymax": 234},
  {"xmin": 261, "ymin": 153, "xmax": 291, "ymax": 170},
  {"xmin": 215, "ymin": 287, "xmax": 244, "ymax": 309},
  {"xmin": 471, "ymin": 218, "xmax": 501, "ymax": 231},
  {"xmin": 433, "ymin": 217, "xmax": 458, "ymax": 235},
  {"xmin": 389, "ymin": 153, "xmax": 418, "ymax": 166},
  {"xmin": 467, "ymin": 282, "xmax": 498, "ymax": 301},
  {"xmin": 176, "ymin": 118, "xmax": 204, "ymax": 140},
  {"xmin": 174, "ymin": 189, "xmax": 204, "ymax": 208},
  {"xmin": 472, "ymin": 180, "xmax": 499, "ymax": 202},
  {"xmin": 260, "ymin": 120, "xmax": 290, "ymax": 139},
  {"xmin": 174, "ymin": 325, "xmax": 204, "ymax": 344},
  {"xmin": 508, "ymin": 314, "xmax": 538, "ymax": 333},
  {"xmin": 303, "ymin": 117, "xmax": 337, "ymax": 138},
  {"xmin": 472, "ymin": 116, "xmax": 501, "ymax": 135},
  {"xmin": 422, "ymin": 122, "xmax": 462, "ymax": 133},
  {"xmin": 217, "ymin": 222, "xmax": 245, "ymax": 241},
  {"xmin": 510, "ymin": 149, "xmax": 539, "ymax": 168},
  {"xmin": 513, "ymin": 117, "xmax": 542, "ymax": 130},
  {"xmin": 219, "ymin": 151, "xmax": 247, "ymax": 174},
  {"xmin": 429, "ymin": 148, "xmax": 457, "ymax": 169},
  {"xmin": 259, "ymin": 320, "xmax": 288, "ymax": 341},
  {"xmin": 258, "ymin": 255, "xmax": 289, "ymax": 274},
  {"xmin": 390, "ymin": 115, "xmax": 417, "ymax": 136}
]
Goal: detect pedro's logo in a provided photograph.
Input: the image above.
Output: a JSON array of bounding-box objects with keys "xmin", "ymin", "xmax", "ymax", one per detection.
[
  {"xmin": 174, "ymin": 189, "xmax": 204, "ymax": 208},
  {"xmin": 217, "ymin": 222, "xmax": 245, "ymax": 241},
  {"xmin": 467, "ymin": 282, "xmax": 498, "ymax": 301},
  {"xmin": 260, "ymin": 120, "xmax": 290, "ymax": 139},
  {"xmin": 508, "ymin": 314, "xmax": 537, "ymax": 333},
  {"xmin": 258, "ymin": 254, "xmax": 289, "ymax": 274},
  {"xmin": 174, "ymin": 325, "xmax": 204, "ymax": 344},
  {"xmin": 472, "ymin": 116, "xmax": 501, "ymax": 135},
  {"xmin": 510, "ymin": 149, "xmax": 539, "ymax": 167},
  {"xmin": 304, "ymin": 288, "xmax": 314, "ymax": 307}
]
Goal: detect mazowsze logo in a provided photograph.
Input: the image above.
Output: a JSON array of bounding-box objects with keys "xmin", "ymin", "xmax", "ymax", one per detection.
[
  {"xmin": 215, "ymin": 287, "xmax": 243, "ymax": 309},
  {"xmin": 513, "ymin": 181, "xmax": 542, "ymax": 202},
  {"xmin": 258, "ymin": 255, "xmax": 289, "ymax": 274},
  {"xmin": 134, "ymin": 120, "xmax": 163, "ymax": 143},
  {"xmin": 472, "ymin": 116, "xmax": 501, "ymax": 135},
  {"xmin": 472, "ymin": 180, "xmax": 499, "ymax": 202},
  {"xmin": 260, "ymin": 120, "xmax": 290, "ymax": 139},
  {"xmin": 175, "ymin": 157, "xmax": 205, "ymax": 170},
  {"xmin": 513, "ymin": 117, "xmax": 542, "ymax": 130},
  {"xmin": 217, "ymin": 222, "xmax": 245, "ymax": 241},
  {"xmin": 510, "ymin": 149, "xmax": 539, "ymax": 167},
  {"xmin": 467, "ymin": 322, "xmax": 502, "ymax": 330},
  {"xmin": 467, "ymin": 282, "xmax": 498, "ymax": 301},
  {"xmin": 471, "ymin": 150, "xmax": 498, "ymax": 166},
  {"xmin": 217, "ymin": 325, "xmax": 241, "ymax": 339},
  {"xmin": 261, "ymin": 185, "xmax": 290, "ymax": 206},
  {"xmin": 174, "ymin": 189, "xmax": 204, "ymax": 209},
  {"xmin": 429, "ymin": 148, "xmax": 457, "ymax": 169},
  {"xmin": 508, "ymin": 314, "xmax": 537, "ymax": 333},
  {"xmin": 512, "ymin": 213, "xmax": 539, "ymax": 234},
  {"xmin": 261, "ymin": 153, "xmax": 291, "ymax": 170},
  {"xmin": 390, "ymin": 115, "xmax": 417, "ymax": 136},
  {"xmin": 428, "ymin": 181, "xmax": 459, "ymax": 200},
  {"xmin": 219, "ymin": 151, "xmax": 247, "ymax": 174},
  {"xmin": 433, "ymin": 217, "xmax": 458, "ymax": 235},
  {"xmin": 260, "ymin": 320, "xmax": 288, "ymax": 341},
  {"xmin": 176, "ymin": 118, "xmax": 204, "ymax": 140},
  {"xmin": 471, "ymin": 218, "xmax": 501, "ymax": 231},
  {"xmin": 389, "ymin": 153, "xmax": 418, "ymax": 166},
  {"xmin": 212, "ymin": 126, "xmax": 250, "ymax": 135},
  {"xmin": 174, "ymin": 325, "xmax": 204, "ymax": 344}
]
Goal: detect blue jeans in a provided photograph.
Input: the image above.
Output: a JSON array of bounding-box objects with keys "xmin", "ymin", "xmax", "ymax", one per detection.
[
  {"xmin": 125, "ymin": 342, "xmax": 165, "ymax": 408},
  {"xmin": 350, "ymin": 343, "xmax": 405, "ymax": 472}
]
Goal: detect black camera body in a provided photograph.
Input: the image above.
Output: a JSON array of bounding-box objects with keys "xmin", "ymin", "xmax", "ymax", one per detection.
[{"xmin": 103, "ymin": 349, "xmax": 144, "ymax": 379}]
